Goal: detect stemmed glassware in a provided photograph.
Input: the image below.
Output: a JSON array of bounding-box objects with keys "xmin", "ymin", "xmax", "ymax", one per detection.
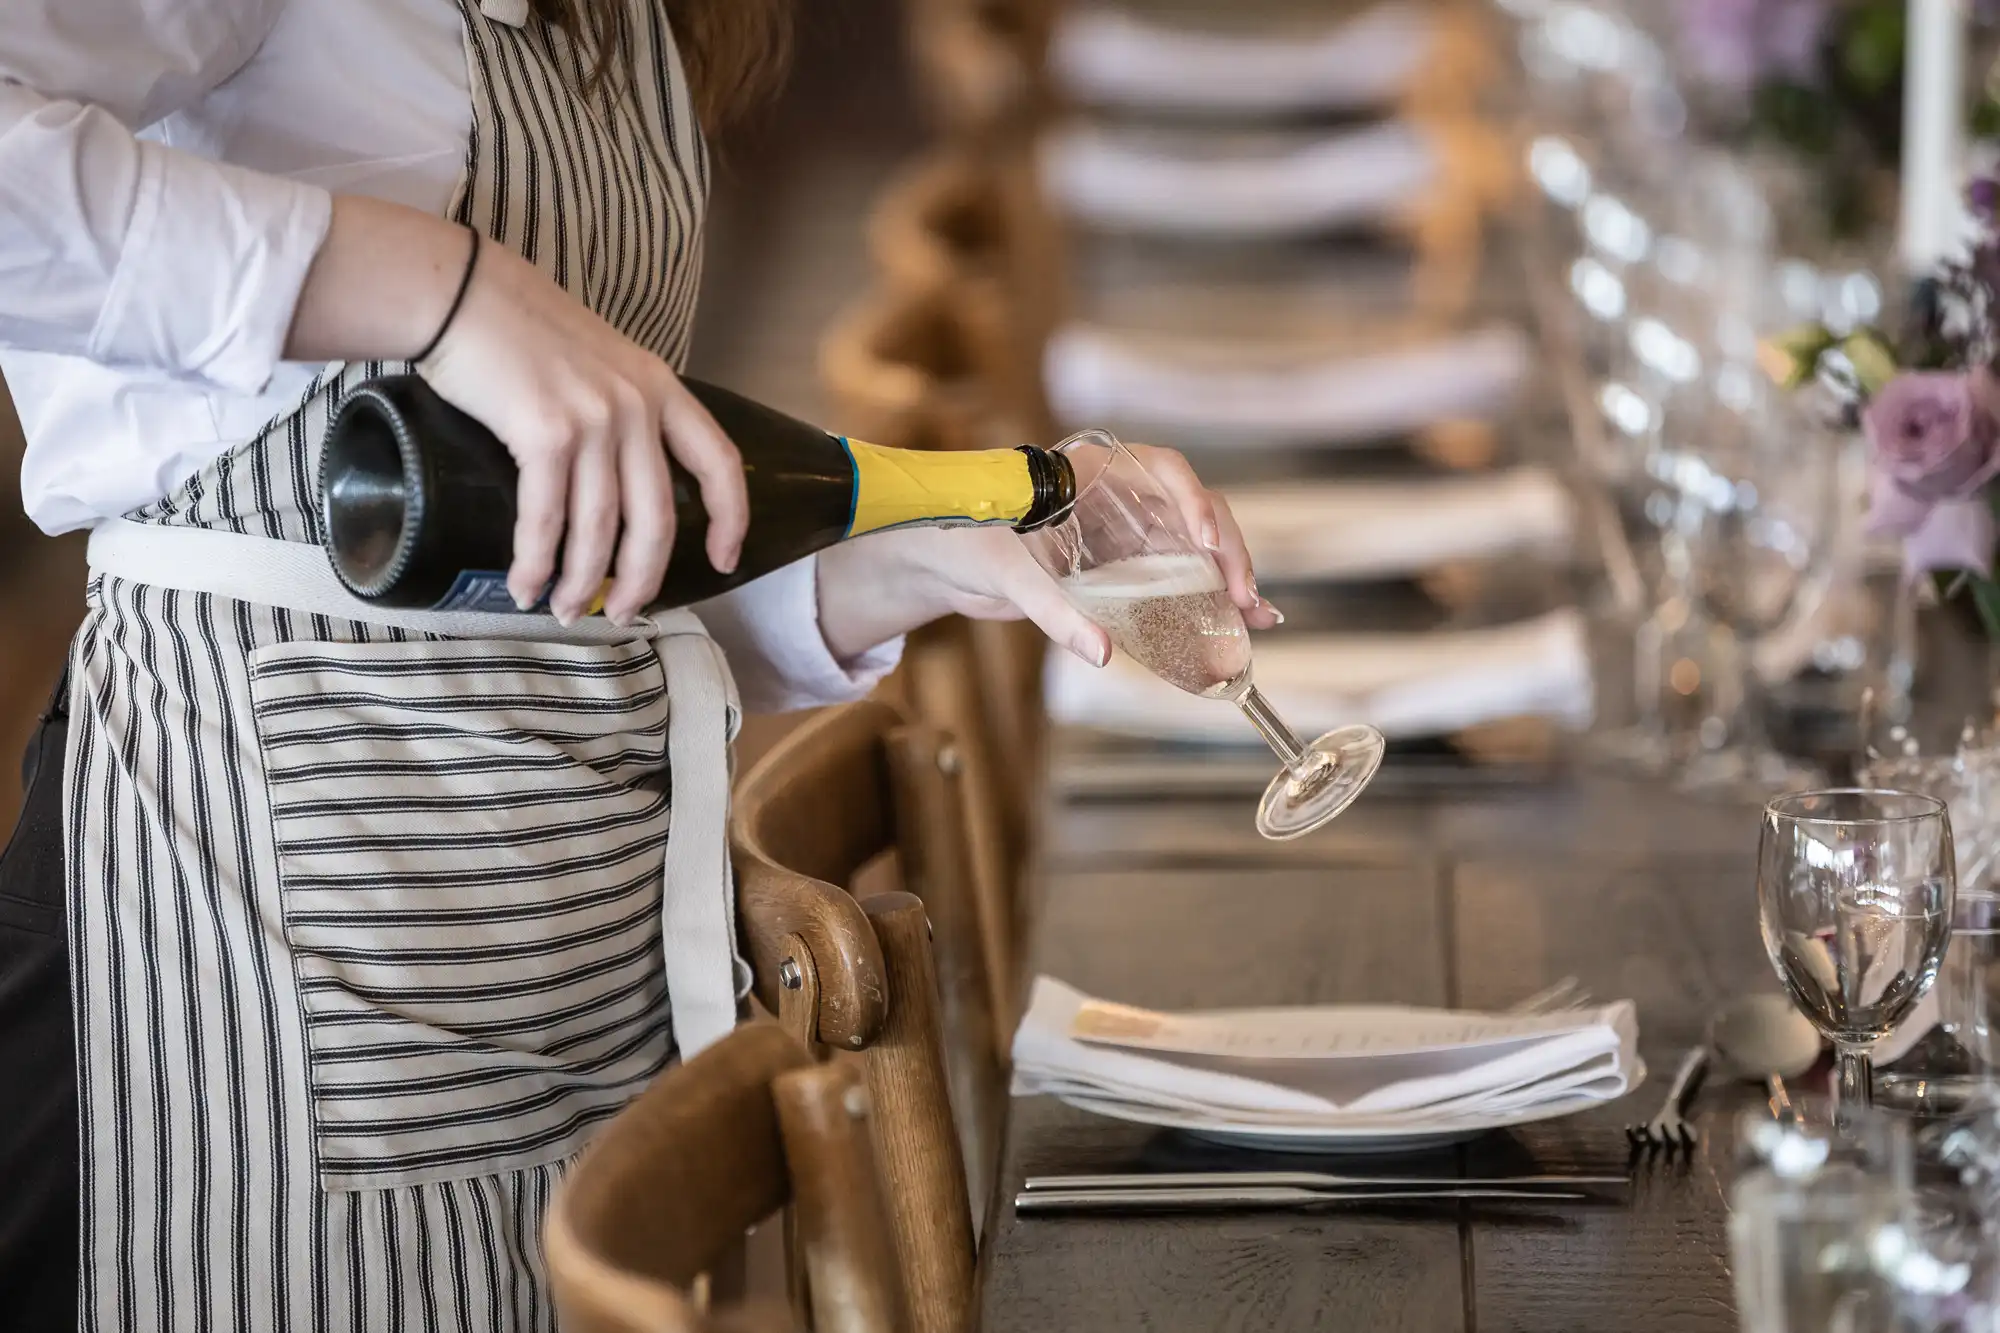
[
  {"xmin": 1023, "ymin": 429, "xmax": 1385, "ymax": 840},
  {"xmin": 1757, "ymin": 790, "xmax": 1956, "ymax": 1116},
  {"xmin": 1728, "ymin": 1107, "xmax": 1981, "ymax": 1332},
  {"xmin": 1861, "ymin": 733, "xmax": 2000, "ymax": 1113}
]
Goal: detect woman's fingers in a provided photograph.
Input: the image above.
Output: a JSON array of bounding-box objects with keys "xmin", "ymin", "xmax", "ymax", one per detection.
[
  {"xmin": 421, "ymin": 243, "xmax": 753, "ymax": 617},
  {"xmin": 550, "ymin": 425, "xmax": 621, "ymax": 624},
  {"xmin": 1131, "ymin": 443, "xmax": 1267, "ymax": 618},
  {"xmin": 603, "ymin": 391, "xmax": 677, "ymax": 625},
  {"xmin": 509, "ymin": 441, "xmax": 572, "ymax": 610},
  {"xmin": 659, "ymin": 382, "xmax": 747, "ymax": 575},
  {"xmin": 1209, "ymin": 495, "xmax": 1280, "ymax": 628},
  {"xmin": 1130, "ymin": 444, "xmax": 1222, "ymax": 558},
  {"xmin": 991, "ymin": 536, "xmax": 1111, "ymax": 666}
]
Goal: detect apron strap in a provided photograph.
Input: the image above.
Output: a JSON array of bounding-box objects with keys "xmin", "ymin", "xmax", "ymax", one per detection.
[
  {"xmin": 653, "ymin": 628, "xmax": 748, "ymax": 1056},
  {"xmin": 87, "ymin": 516, "xmax": 749, "ymax": 1057}
]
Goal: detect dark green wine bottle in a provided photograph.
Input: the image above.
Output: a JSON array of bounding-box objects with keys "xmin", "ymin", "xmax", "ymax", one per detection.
[{"xmin": 318, "ymin": 374, "xmax": 1075, "ymax": 613}]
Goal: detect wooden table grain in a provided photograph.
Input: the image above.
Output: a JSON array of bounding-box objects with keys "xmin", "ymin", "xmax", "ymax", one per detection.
[{"xmin": 981, "ymin": 773, "xmax": 1785, "ymax": 1332}]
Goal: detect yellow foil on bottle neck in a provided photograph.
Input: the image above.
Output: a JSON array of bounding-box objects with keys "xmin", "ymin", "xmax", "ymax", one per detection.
[{"xmin": 843, "ymin": 439, "xmax": 1035, "ymax": 537}]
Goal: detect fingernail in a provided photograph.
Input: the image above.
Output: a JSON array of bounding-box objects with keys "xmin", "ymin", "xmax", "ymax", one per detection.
[
  {"xmin": 715, "ymin": 545, "xmax": 742, "ymax": 576},
  {"xmin": 1260, "ymin": 598, "xmax": 1286, "ymax": 625},
  {"xmin": 1248, "ymin": 573, "xmax": 1260, "ymax": 602},
  {"xmin": 1201, "ymin": 520, "xmax": 1221, "ymax": 552},
  {"xmin": 512, "ymin": 588, "xmax": 535, "ymax": 612},
  {"xmin": 1088, "ymin": 637, "xmax": 1111, "ymax": 668}
]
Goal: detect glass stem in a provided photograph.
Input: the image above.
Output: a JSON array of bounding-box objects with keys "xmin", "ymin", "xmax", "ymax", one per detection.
[
  {"xmin": 1237, "ymin": 685, "xmax": 1310, "ymax": 775},
  {"xmin": 1834, "ymin": 1043, "xmax": 1873, "ymax": 1115}
]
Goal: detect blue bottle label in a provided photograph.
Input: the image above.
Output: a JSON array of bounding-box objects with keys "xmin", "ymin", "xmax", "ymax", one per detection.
[{"xmin": 433, "ymin": 570, "xmax": 534, "ymax": 613}]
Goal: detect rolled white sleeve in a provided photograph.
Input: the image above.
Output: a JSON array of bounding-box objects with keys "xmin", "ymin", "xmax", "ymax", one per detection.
[
  {"xmin": 0, "ymin": 1, "xmax": 331, "ymax": 392},
  {"xmin": 693, "ymin": 556, "xmax": 904, "ymax": 715}
]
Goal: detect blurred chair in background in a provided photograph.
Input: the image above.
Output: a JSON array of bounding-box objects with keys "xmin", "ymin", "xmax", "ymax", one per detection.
[
  {"xmin": 900, "ymin": 0, "xmax": 1055, "ymax": 151},
  {"xmin": 867, "ymin": 149, "xmax": 1061, "ymax": 437}
]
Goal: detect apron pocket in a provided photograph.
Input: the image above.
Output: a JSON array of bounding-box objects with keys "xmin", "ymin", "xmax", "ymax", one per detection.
[{"xmin": 247, "ymin": 635, "xmax": 676, "ymax": 1192}]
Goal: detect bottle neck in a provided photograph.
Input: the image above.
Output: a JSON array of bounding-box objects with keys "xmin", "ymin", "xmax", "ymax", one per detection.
[
  {"xmin": 841, "ymin": 440, "xmax": 1076, "ymax": 538},
  {"xmin": 1016, "ymin": 445, "xmax": 1076, "ymax": 533}
]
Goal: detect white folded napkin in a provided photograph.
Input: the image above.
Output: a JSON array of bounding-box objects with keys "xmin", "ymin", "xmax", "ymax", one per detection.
[
  {"xmin": 1012, "ymin": 977, "xmax": 1642, "ymax": 1125},
  {"xmin": 1041, "ymin": 120, "xmax": 1437, "ymax": 236},
  {"xmin": 1051, "ymin": 4, "xmax": 1435, "ymax": 114},
  {"xmin": 1044, "ymin": 322, "xmax": 1530, "ymax": 444},
  {"xmin": 1045, "ymin": 607, "xmax": 1594, "ymax": 742},
  {"xmin": 1227, "ymin": 469, "xmax": 1574, "ymax": 583}
]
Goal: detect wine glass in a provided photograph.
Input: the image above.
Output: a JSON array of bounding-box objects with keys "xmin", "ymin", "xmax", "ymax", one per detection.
[
  {"xmin": 1023, "ymin": 429, "xmax": 1385, "ymax": 840},
  {"xmin": 1757, "ymin": 790, "xmax": 1956, "ymax": 1116},
  {"xmin": 1860, "ymin": 736, "xmax": 2000, "ymax": 1113}
]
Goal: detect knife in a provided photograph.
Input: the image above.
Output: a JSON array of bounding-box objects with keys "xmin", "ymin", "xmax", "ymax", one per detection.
[
  {"xmin": 1022, "ymin": 1170, "xmax": 1630, "ymax": 1193},
  {"xmin": 1014, "ymin": 1185, "xmax": 1594, "ymax": 1215}
]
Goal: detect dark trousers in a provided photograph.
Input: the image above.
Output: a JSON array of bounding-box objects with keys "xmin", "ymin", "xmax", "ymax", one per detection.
[{"xmin": 0, "ymin": 671, "xmax": 77, "ymax": 1329}]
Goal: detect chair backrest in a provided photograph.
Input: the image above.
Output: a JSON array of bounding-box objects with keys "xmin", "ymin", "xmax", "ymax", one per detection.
[
  {"xmin": 900, "ymin": 0, "xmax": 1053, "ymax": 147},
  {"xmin": 732, "ymin": 701, "xmax": 997, "ymax": 1333},
  {"xmin": 865, "ymin": 151, "xmax": 1062, "ymax": 428},
  {"xmin": 898, "ymin": 618, "xmax": 1035, "ymax": 1045},
  {"xmin": 545, "ymin": 1021, "xmax": 910, "ymax": 1333},
  {"xmin": 819, "ymin": 280, "xmax": 1021, "ymax": 456}
]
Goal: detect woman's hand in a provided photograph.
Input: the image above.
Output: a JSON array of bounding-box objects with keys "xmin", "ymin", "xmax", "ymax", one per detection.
[
  {"xmin": 287, "ymin": 196, "xmax": 748, "ymax": 625},
  {"xmin": 814, "ymin": 443, "xmax": 1277, "ymax": 663}
]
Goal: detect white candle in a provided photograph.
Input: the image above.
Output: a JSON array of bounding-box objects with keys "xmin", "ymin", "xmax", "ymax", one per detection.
[{"xmin": 1900, "ymin": 0, "xmax": 1969, "ymax": 272}]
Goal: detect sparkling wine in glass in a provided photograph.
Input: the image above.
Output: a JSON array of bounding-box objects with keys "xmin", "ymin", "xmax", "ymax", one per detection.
[
  {"xmin": 1757, "ymin": 790, "xmax": 1955, "ymax": 1117},
  {"xmin": 1024, "ymin": 429, "xmax": 1385, "ymax": 839}
]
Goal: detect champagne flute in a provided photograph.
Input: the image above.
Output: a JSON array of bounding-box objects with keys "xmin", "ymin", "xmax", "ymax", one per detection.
[
  {"xmin": 1756, "ymin": 790, "xmax": 1956, "ymax": 1117},
  {"xmin": 1023, "ymin": 429, "xmax": 1385, "ymax": 839}
]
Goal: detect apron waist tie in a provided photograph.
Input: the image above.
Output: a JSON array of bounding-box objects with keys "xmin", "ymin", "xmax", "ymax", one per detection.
[{"xmin": 86, "ymin": 517, "xmax": 749, "ymax": 1057}]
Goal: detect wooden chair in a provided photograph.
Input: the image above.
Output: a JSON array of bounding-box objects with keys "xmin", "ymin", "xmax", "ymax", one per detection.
[
  {"xmin": 897, "ymin": 616, "xmax": 1043, "ymax": 1045},
  {"xmin": 865, "ymin": 150, "xmax": 1061, "ymax": 436},
  {"xmin": 545, "ymin": 1020, "xmax": 910, "ymax": 1333},
  {"xmin": 733, "ymin": 700, "xmax": 999, "ymax": 1333},
  {"xmin": 816, "ymin": 278, "xmax": 1050, "ymax": 1049},
  {"xmin": 900, "ymin": 0, "xmax": 1053, "ymax": 148},
  {"xmin": 819, "ymin": 279, "xmax": 1024, "ymax": 456}
]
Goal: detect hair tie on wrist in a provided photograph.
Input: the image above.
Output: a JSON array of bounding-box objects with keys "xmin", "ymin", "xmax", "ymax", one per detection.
[{"xmin": 413, "ymin": 225, "xmax": 481, "ymax": 365}]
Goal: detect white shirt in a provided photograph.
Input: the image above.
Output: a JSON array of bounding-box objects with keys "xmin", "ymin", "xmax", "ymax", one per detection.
[{"xmin": 0, "ymin": 0, "xmax": 898, "ymax": 710}]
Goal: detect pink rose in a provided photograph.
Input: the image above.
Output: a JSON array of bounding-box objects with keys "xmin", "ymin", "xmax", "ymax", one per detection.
[
  {"xmin": 1864, "ymin": 371, "xmax": 2000, "ymax": 507},
  {"xmin": 1864, "ymin": 371, "xmax": 2000, "ymax": 579}
]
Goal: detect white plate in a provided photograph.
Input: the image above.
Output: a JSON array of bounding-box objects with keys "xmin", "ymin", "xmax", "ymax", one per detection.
[{"xmin": 1053, "ymin": 1063, "xmax": 1645, "ymax": 1156}]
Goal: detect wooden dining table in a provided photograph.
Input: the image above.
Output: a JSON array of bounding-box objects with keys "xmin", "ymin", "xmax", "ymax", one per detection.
[{"xmin": 977, "ymin": 754, "xmax": 1833, "ymax": 1333}]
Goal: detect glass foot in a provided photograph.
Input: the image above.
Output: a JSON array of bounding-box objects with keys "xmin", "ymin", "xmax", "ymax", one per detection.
[{"xmin": 1256, "ymin": 725, "xmax": 1387, "ymax": 841}]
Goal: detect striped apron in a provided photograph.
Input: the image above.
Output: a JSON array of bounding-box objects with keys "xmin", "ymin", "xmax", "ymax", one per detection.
[{"xmin": 63, "ymin": 4, "xmax": 741, "ymax": 1328}]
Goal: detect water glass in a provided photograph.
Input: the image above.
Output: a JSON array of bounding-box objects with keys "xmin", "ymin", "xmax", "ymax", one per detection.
[
  {"xmin": 1758, "ymin": 790, "xmax": 1957, "ymax": 1114},
  {"xmin": 1731, "ymin": 1109, "xmax": 1974, "ymax": 1332},
  {"xmin": 1862, "ymin": 739, "xmax": 2000, "ymax": 1116}
]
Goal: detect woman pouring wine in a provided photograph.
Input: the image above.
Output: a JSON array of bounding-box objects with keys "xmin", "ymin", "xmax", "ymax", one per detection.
[{"xmin": 0, "ymin": 1, "xmax": 1278, "ymax": 1328}]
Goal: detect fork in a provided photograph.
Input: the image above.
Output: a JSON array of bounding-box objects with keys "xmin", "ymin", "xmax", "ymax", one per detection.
[{"xmin": 1626, "ymin": 1048, "xmax": 1707, "ymax": 1156}]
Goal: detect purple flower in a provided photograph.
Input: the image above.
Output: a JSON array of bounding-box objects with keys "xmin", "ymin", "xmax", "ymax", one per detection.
[
  {"xmin": 1971, "ymin": 177, "xmax": 2000, "ymax": 223},
  {"xmin": 1894, "ymin": 498, "xmax": 1997, "ymax": 580},
  {"xmin": 1676, "ymin": 0, "xmax": 1828, "ymax": 91},
  {"xmin": 1678, "ymin": 0, "xmax": 1762, "ymax": 91},
  {"xmin": 1760, "ymin": 0, "xmax": 1828, "ymax": 82},
  {"xmin": 1864, "ymin": 371, "xmax": 2000, "ymax": 576}
]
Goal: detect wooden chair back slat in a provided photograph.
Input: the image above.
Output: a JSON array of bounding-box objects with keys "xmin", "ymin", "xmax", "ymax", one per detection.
[
  {"xmin": 546, "ymin": 1023, "xmax": 910, "ymax": 1333},
  {"xmin": 899, "ymin": 620, "xmax": 1023, "ymax": 1048},
  {"xmin": 733, "ymin": 702, "xmax": 986, "ymax": 1333}
]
